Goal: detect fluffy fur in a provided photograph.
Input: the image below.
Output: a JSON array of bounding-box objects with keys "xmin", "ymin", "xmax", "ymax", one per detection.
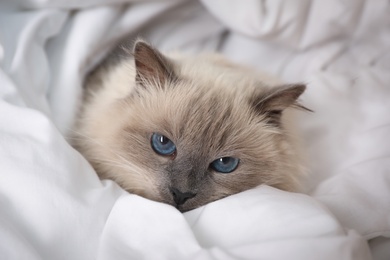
[{"xmin": 72, "ymin": 40, "xmax": 308, "ymax": 212}]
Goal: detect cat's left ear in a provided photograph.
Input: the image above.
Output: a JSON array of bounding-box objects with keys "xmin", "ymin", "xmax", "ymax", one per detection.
[
  {"xmin": 133, "ymin": 40, "xmax": 177, "ymax": 88},
  {"xmin": 251, "ymin": 84, "xmax": 311, "ymax": 126}
]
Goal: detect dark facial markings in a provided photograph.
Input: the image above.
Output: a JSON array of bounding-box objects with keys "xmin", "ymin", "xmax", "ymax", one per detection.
[{"xmin": 150, "ymin": 129, "xmax": 241, "ymax": 210}]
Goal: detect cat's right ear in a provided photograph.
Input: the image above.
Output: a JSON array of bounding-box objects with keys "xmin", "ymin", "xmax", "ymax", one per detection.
[
  {"xmin": 250, "ymin": 84, "xmax": 311, "ymax": 127},
  {"xmin": 133, "ymin": 40, "xmax": 177, "ymax": 88}
]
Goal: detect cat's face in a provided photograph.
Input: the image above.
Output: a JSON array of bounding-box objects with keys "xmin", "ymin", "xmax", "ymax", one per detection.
[{"xmin": 81, "ymin": 41, "xmax": 307, "ymax": 212}]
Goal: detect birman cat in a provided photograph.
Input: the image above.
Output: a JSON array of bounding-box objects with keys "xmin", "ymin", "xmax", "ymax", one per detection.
[{"xmin": 73, "ymin": 39, "xmax": 309, "ymax": 212}]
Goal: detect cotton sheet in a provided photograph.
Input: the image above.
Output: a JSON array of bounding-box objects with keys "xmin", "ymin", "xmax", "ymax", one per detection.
[{"xmin": 1, "ymin": 0, "xmax": 389, "ymax": 259}]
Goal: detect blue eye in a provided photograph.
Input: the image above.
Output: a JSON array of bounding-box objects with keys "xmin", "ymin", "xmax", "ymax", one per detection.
[
  {"xmin": 151, "ymin": 133, "xmax": 176, "ymax": 156},
  {"xmin": 210, "ymin": 157, "xmax": 239, "ymax": 173}
]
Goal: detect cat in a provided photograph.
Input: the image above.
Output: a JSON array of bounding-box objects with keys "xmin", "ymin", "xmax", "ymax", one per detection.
[{"xmin": 72, "ymin": 39, "xmax": 309, "ymax": 212}]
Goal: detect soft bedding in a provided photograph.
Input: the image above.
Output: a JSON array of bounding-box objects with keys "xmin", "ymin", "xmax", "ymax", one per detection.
[{"xmin": 0, "ymin": 0, "xmax": 389, "ymax": 259}]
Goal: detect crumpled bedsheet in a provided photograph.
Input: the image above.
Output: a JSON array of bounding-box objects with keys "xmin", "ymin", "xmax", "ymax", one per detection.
[{"xmin": 0, "ymin": 0, "xmax": 389, "ymax": 259}]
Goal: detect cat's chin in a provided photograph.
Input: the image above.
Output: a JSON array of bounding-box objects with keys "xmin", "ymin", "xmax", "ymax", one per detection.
[
  {"xmin": 175, "ymin": 204, "xmax": 199, "ymax": 213},
  {"xmin": 164, "ymin": 200, "xmax": 199, "ymax": 213},
  {"xmin": 148, "ymin": 195, "xmax": 201, "ymax": 213},
  {"xmin": 135, "ymin": 188, "xmax": 204, "ymax": 212}
]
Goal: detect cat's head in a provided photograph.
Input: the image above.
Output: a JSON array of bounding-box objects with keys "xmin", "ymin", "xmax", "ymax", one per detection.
[{"xmin": 86, "ymin": 40, "xmax": 308, "ymax": 212}]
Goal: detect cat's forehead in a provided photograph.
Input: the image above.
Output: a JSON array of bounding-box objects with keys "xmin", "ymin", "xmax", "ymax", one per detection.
[{"xmin": 166, "ymin": 79, "xmax": 251, "ymax": 124}]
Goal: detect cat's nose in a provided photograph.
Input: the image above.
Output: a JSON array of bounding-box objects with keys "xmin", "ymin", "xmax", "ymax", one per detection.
[{"xmin": 170, "ymin": 187, "xmax": 196, "ymax": 206}]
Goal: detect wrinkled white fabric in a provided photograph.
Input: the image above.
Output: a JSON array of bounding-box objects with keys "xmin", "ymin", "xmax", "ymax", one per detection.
[{"xmin": 1, "ymin": 0, "xmax": 389, "ymax": 259}]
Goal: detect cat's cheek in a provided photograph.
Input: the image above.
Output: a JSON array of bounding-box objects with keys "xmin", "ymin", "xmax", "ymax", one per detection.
[
  {"xmin": 209, "ymin": 169, "xmax": 262, "ymax": 198},
  {"xmin": 210, "ymin": 172, "xmax": 242, "ymax": 192}
]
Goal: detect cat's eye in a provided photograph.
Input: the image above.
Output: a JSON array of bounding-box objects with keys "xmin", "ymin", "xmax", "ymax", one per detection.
[
  {"xmin": 151, "ymin": 133, "xmax": 176, "ymax": 156},
  {"xmin": 210, "ymin": 157, "xmax": 239, "ymax": 173}
]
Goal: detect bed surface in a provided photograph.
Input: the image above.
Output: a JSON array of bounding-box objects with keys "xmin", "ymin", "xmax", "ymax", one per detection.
[{"xmin": 1, "ymin": 0, "xmax": 389, "ymax": 259}]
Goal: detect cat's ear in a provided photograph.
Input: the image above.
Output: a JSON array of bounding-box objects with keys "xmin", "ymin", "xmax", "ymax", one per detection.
[
  {"xmin": 133, "ymin": 40, "xmax": 176, "ymax": 88},
  {"xmin": 251, "ymin": 84, "xmax": 311, "ymax": 126}
]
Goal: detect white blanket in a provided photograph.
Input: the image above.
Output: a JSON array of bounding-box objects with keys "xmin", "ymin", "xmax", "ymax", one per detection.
[{"xmin": 1, "ymin": 0, "xmax": 389, "ymax": 259}]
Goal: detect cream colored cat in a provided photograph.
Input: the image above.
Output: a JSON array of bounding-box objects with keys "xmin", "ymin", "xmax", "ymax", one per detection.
[{"xmin": 73, "ymin": 39, "xmax": 309, "ymax": 212}]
